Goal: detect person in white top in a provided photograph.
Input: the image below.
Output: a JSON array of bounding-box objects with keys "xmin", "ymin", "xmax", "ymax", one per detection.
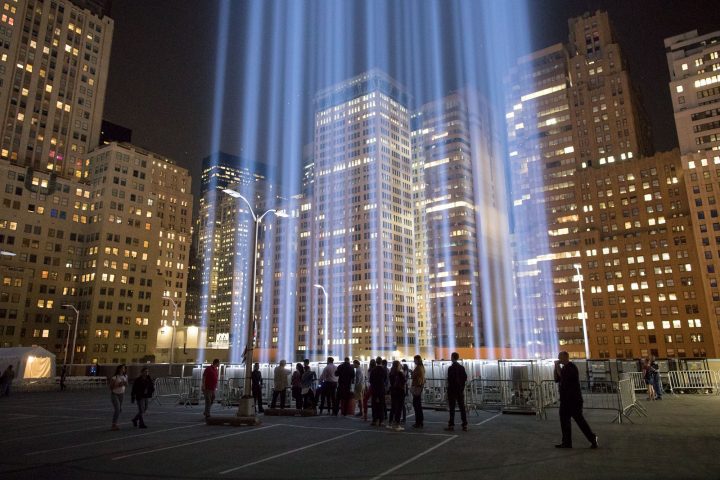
[
  {"xmin": 109, "ymin": 364, "xmax": 128, "ymax": 430},
  {"xmin": 271, "ymin": 360, "xmax": 289, "ymax": 409},
  {"xmin": 319, "ymin": 357, "xmax": 337, "ymax": 415}
]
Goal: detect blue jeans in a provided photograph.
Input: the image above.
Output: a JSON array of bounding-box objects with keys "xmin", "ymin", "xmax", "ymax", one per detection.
[
  {"xmin": 652, "ymin": 374, "xmax": 662, "ymax": 398},
  {"xmin": 111, "ymin": 393, "xmax": 124, "ymax": 424},
  {"xmin": 133, "ymin": 398, "xmax": 148, "ymax": 426}
]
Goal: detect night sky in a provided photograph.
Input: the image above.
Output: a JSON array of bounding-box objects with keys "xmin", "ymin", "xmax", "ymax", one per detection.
[{"xmin": 103, "ymin": 1, "xmax": 720, "ymax": 198}]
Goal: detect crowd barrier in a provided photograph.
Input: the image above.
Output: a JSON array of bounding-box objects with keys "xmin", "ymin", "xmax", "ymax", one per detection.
[
  {"xmin": 538, "ymin": 379, "xmax": 644, "ymax": 424},
  {"xmin": 668, "ymin": 370, "xmax": 719, "ymax": 395},
  {"xmin": 153, "ymin": 377, "xmax": 199, "ymax": 406},
  {"xmin": 621, "ymin": 372, "xmax": 647, "ymax": 392}
]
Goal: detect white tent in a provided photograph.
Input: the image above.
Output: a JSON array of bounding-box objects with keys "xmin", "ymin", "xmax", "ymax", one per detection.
[{"xmin": 0, "ymin": 346, "xmax": 56, "ymax": 379}]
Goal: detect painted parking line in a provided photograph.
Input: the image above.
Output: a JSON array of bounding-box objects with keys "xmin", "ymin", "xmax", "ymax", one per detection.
[
  {"xmin": 369, "ymin": 435, "xmax": 458, "ymax": 480},
  {"xmin": 25, "ymin": 423, "xmax": 201, "ymax": 456},
  {"xmin": 0, "ymin": 421, "xmax": 125, "ymax": 443},
  {"xmin": 219, "ymin": 430, "xmax": 360, "ymax": 474},
  {"xmin": 271, "ymin": 422, "xmax": 455, "ymax": 437},
  {"xmin": 475, "ymin": 412, "xmax": 502, "ymax": 426},
  {"xmin": 113, "ymin": 424, "xmax": 278, "ymax": 460}
]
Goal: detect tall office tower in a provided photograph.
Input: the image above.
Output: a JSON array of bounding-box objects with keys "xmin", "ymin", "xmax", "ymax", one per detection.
[
  {"xmin": 410, "ymin": 112, "xmax": 431, "ymax": 355},
  {"xmin": 578, "ymin": 150, "xmax": 717, "ymax": 359},
  {"xmin": 666, "ymin": 30, "xmax": 720, "ymax": 357},
  {"xmin": 0, "ymin": 143, "xmax": 192, "ymax": 364},
  {"xmin": 0, "ymin": 0, "xmax": 113, "ymax": 179},
  {"xmin": 415, "ymin": 91, "xmax": 509, "ymax": 356},
  {"xmin": 295, "ymin": 192, "xmax": 313, "ymax": 357},
  {"xmin": 679, "ymin": 150, "xmax": 720, "ymax": 357},
  {"xmin": 81, "ymin": 143, "xmax": 192, "ymax": 364},
  {"xmin": 666, "ymin": 30, "xmax": 720, "ymax": 154},
  {"xmin": 197, "ymin": 152, "xmax": 268, "ymax": 350},
  {"xmin": 508, "ymin": 11, "xmax": 653, "ymax": 358},
  {"xmin": 307, "ymin": 69, "xmax": 415, "ymax": 359}
]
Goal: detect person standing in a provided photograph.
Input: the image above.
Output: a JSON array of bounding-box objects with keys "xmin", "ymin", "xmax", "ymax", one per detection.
[
  {"xmin": 291, "ymin": 363, "xmax": 304, "ymax": 410},
  {"xmin": 411, "ymin": 355, "xmax": 425, "ymax": 428},
  {"xmin": 271, "ymin": 360, "xmax": 289, "ymax": 409},
  {"xmin": 388, "ymin": 360, "xmax": 406, "ymax": 431},
  {"xmin": 109, "ymin": 364, "xmax": 128, "ymax": 430},
  {"xmin": 353, "ymin": 360, "xmax": 366, "ymax": 417},
  {"xmin": 319, "ymin": 357, "xmax": 337, "ymax": 415},
  {"xmin": 131, "ymin": 367, "xmax": 154, "ymax": 428},
  {"xmin": 0, "ymin": 365, "xmax": 15, "ymax": 397},
  {"xmin": 445, "ymin": 352, "xmax": 468, "ymax": 432},
  {"xmin": 334, "ymin": 357, "xmax": 355, "ymax": 416},
  {"xmin": 642, "ymin": 358, "xmax": 655, "ymax": 401},
  {"xmin": 362, "ymin": 359, "xmax": 376, "ymax": 421},
  {"xmin": 554, "ymin": 351, "xmax": 598, "ymax": 449},
  {"xmin": 369, "ymin": 358, "xmax": 387, "ymax": 427},
  {"xmin": 202, "ymin": 359, "xmax": 220, "ymax": 419},
  {"xmin": 649, "ymin": 355, "xmax": 663, "ymax": 400},
  {"xmin": 251, "ymin": 363, "xmax": 264, "ymax": 413},
  {"xmin": 301, "ymin": 364, "xmax": 317, "ymax": 410},
  {"xmin": 60, "ymin": 364, "xmax": 68, "ymax": 391}
]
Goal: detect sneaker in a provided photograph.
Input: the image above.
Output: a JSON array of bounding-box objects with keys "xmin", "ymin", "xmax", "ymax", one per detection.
[
  {"xmin": 111, "ymin": 424, "xmax": 119, "ymax": 431},
  {"xmin": 555, "ymin": 444, "xmax": 571, "ymax": 449},
  {"xmin": 371, "ymin": 420, "xmax": 378, "ymax": 426},
  {"xmin": 394, "ymin": 425, "xmax": 404, "ymax": 431},
  {"xmin": 462, "ymin": 425, "xmax": 468, "ymax": 432},
  {"xmin": 132, "ymin": 418, "xmax": 138, "ymax": 427},
  {"xmin": 378, "ymin": 422, "xmax": 385, "ymax": 427},
  {"xmin": 444, "ymin": 426, "xmax": 454, "ymax": 431},
  {"xmin": 412, "ymin": 423, "xmax": 423, "ymax": 429},
  {"xmin": 386, "ymin": 423, "xmax": 394, "ymax": 429},
  {"xmin": 590, "ymin": 436, "xmax": 598, "ymax": 449}
]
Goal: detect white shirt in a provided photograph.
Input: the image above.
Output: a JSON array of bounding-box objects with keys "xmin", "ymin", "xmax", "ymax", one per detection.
[
  {"xmin": 320, "ymin": 363, "xmax": 337, "ymax": 383},
  {"xmin": 111, "ymin": 374, "xmax": 128, "ymax": 394}
]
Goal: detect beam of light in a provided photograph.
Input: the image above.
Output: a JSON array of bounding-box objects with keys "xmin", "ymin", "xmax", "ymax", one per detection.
[
  {"xmin": 207, "ymin": 0, "xmax": 557, "ymax": 363},
  {"xmin": 198, "ymin": 0, "xmax": 231, "ymax": 363}
]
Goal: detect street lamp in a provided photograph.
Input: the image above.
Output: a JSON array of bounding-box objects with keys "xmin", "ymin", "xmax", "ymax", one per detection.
[
  {"xmin": 163, "ymin": 296, "xmax": 179, "ymax": 375},
  {"xmin": 573, "ymin": 264, "xmax": 590, "ymax": 359},
  {"xmin": 62, "ymin": 318, "xmax": 74, "ymax": 366},
  {"xmin": 62, "ymin": 304, "xmax": 80, "ymax": 365},
  {"xmin": 222, "ymin": 188, "xmax": 287, "ymax": 419},
  {"xmin": 313, "ymin": 284, "xmax": 329, "ymax": 360},
  {"xmin": 0, "ymin": 250, "xmax": 17, "ymax": 257}
]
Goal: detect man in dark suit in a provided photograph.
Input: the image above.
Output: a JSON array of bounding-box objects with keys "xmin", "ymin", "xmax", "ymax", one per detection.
[{"xmin": 554, "ymin": 351, "xmax": 598, "ymax": 449}]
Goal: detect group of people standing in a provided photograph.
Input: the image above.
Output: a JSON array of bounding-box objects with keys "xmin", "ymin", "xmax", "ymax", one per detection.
[{"xmin": 232, "ymin": 352, "xmax": 470, "ymax": 432}]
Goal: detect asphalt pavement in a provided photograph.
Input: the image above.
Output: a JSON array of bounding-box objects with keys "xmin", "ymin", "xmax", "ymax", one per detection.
[{"xmin": 0, "ymin": 388, "xmax": 718, "ymax": 479}]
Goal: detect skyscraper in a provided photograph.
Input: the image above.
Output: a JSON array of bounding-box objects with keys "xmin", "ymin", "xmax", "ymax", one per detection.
[
  {"xmin": 508, "ymin": 11, "xmax": 652, "ymax": 358},
  {"xmin": 196, "ymin": 152, "xmax": 273, "ymax": 358},
  {"xmin": 414, "ymin": 91, "xmax": 510, "ymax": 356},
  {"xmin": 0, "ymin": 0, "xmax": 113, "ymax": 179},
  {"xmin": 0, "ymin": 142, "xmax": 193, "ymax": 364},
  {"xmin": 304, "ymin": 70, "xmax": 416, "ymax": 359},
  {"xmin": 665, "ymin": 29, "xmax": 720, "ymax": 154}
]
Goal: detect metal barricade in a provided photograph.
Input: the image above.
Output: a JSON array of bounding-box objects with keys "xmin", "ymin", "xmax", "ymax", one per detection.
[
  {"xmin": 153, "ymin": 377, "xmax": 182, "ymax": 405},
  {"xmin": 618, "ymin": 378, "xmax": 647, "ymax": 422},
  {"xmin": 621, "ymin": 372, "xmax": 647, "ymax": 392},
  {"xmin": 539, "ymin": 380, "xmax": 633, "ymax": 423},
  {"xmin": 668, "ymin": 370, "xmax": 718, "ymax": 394}
]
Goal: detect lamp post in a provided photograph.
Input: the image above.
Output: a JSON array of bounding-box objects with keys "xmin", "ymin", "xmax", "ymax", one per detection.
[
  {"xmin": 313, "ymin": 284, "xmax": 329, "ymax": 360},
  {"xmin": 573, "ymin": 264, "xmax": 590, "ymax": 359},
  {"xmin": 0, "ymin": 250, "xmax": 16, "ymax": 257},
  {"xmin": 62, "ymin": 304, "xmax": 80, "ymax": 365},
  {"xmin": 163, "ymin": 296, "xmax": 179, "ymax": 375},
  {"xmin": 222, "ymin": 188, "xmax": 287, "ymax": 418},
  {"xmin": 63, "ymin": 318, "xmax": 74, "ymax": 365}
]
